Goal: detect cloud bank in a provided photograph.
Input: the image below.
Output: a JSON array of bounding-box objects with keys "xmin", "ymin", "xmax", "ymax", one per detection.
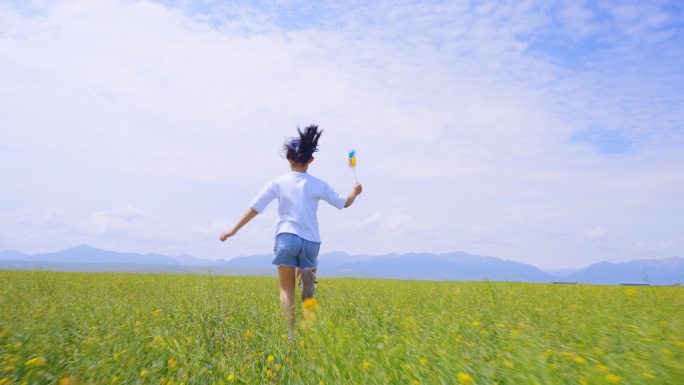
[{"xmin": 1, "ymin": 0, "xmax": 682, "ymax": 268}]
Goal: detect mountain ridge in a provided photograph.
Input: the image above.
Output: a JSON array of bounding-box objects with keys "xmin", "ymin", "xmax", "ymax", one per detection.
[{"xmin": 1, "ymin": 245, "xmax": 682, "ymax": 285}]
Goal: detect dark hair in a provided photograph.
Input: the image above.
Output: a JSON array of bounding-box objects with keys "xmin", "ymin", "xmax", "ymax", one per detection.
[{"xmin": 284, "ymin": 125, "xmax": 322, "ymax": 164}]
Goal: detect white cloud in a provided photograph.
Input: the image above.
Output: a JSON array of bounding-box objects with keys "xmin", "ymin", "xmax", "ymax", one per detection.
[
  {"xmin": 586, "ymin": 226, "xmax": 607, "ymax": 242},
  {"xmin": 86, "ymin": 205, "xmax": 143, "ymax": 235},
  {"xmin": 558, "ymin": 0, "xmax": 598, "ymax": 39},
  {"xmin": 1, "ymin": 0, "xmax": 682, "ymax": 268},
  {"xmin": 339, "ymin": 212, "xmax": 429, "ymax": 236}
]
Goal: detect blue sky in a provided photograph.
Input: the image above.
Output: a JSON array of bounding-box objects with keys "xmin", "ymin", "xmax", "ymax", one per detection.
[{"xmin": 1, "ymin": 0, "xmax": 683, "ymax": 269}]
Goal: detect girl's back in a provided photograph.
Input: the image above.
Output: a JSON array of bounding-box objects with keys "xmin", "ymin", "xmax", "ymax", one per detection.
[{"xmin": 250, "ymin": 171, "xmax": 347, "ymax": 243}]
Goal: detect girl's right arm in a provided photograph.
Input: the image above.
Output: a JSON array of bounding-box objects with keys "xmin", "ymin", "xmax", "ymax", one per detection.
[
  {"xmin": 219, "ymin": 208, "xmax": 259, "ymax": 241},
  {"xmin": 344, "ymin": 183, "xmax": 363, "ymax": 208}
]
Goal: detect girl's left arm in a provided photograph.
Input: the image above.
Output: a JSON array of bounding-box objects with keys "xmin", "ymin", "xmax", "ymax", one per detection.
[{"xmin": 220, "ymin": 208, "xmax": 259, "ymax": 241}]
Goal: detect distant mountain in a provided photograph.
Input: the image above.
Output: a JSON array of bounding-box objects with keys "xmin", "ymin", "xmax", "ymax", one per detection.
[
  {"xmin": 0, "ymin": 250, "xmax": 27, "ymax": 260},
  {"xmin": 0, "ymin": 244, "xmax": 183, "ymax": 265},
  {"xmin": 320, "ymin": 252, "xmax": 554, "ymax": 282},
  {"xmin": 567, "ymin": 257, "xmax": 684, "ymax": 285},
  {"xmin": 171, "ymin": 253, "xmax": 222, "ymax": 266},
  {"xmin": 216, "ymin": 254, "xmax": 273, "ymax": 268},
  {"xmin": 1, "ymin": 245, "xmax": 682, "ymax": 285},
  {"xmin": 544, "ymin": 268, "xmax": 580, "ymax": 278}
]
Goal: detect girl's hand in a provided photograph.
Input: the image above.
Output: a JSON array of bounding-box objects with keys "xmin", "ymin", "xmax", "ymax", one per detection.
[
  {"xmin": 344, "ymin": 183, "xmax": 363, "ymax": 208},
  {"xmin": 353, "ymin": 183, "xmax": 363, "ymax": 196},
  {"xmin": 219, "ymin": 230, "xmax": 235, "ymax": 242},
  {"xmin": 219, "ymin": 209, "xmax": 259, "ymax": 242}
]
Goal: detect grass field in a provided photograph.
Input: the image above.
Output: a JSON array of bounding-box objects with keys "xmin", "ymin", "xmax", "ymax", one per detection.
[{"xmin": 0, "ymin": 271, "xmax": 682, "ymax": 385}]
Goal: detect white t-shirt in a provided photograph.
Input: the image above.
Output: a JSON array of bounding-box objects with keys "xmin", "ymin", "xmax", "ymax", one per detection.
[{"xmin": 249, "ymin": 172, "xmax": 347, "ymax": 242}]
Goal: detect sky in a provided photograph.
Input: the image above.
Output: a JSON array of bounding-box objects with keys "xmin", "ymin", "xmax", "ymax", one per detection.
[{"xmin": 1, "ymin": 0, "xmax": 683, "ymax": 269}]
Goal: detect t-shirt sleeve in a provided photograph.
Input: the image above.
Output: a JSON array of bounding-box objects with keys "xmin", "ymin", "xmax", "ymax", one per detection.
[
  {"xmin": 320, "ymin": 182, "xmax": 347, "ymax": 210},
  {"xmin": 249, "ymin": 181, "xmax": 278, "ymax": 213}
]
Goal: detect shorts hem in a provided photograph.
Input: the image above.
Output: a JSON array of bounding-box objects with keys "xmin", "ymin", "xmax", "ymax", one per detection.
[{"xmin": 273, "ymin": 262, "xmax": 298, "ymax": 268}]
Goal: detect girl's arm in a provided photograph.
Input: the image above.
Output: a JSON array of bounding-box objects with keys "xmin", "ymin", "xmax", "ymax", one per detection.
[
  {"xmin": 219, "ymin": 208, "xmax": 259, "ymax": 241},
  {"xmin": 344, "ymin": 183, "xmax": 363, "ymax": 208}
]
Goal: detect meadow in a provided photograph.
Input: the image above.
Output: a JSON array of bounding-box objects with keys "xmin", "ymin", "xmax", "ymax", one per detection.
[{"xmin": 0, "ymin": 271, "xmax": 682, "ymax": 385}]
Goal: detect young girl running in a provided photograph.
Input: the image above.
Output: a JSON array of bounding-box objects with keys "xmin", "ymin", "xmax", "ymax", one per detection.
[{"xmin": 219, "ymin": 125, "xmax": 362, "ymax": 331}]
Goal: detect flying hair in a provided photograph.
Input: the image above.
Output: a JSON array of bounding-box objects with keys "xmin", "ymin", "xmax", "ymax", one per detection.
[{"xmin": 285, "ymin": 125, "xmax": 322, "ymax": 165}]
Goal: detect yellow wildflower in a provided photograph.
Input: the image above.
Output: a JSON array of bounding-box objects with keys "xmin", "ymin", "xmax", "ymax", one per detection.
[
  {"xmin": 362, "ymin": 361, "xmax": 371, "ymax": 369},
  {"xmin": 303, "ymin": 297, "xmax": 319, "ymax": 310},
  {"xmin": 167, "ymin": 358, "xmax": 176, "ymax": 368},
  {"xmin": 596, "ymin": 364, "xmax": 609, "ymax": 372},
  {"xmin": 153, "ymin": 335, "xmax": 164, "ymax": 344},
  {"xmin": 625, "ymin": 289, "xmax": 638, "ymax": 297},
  {"xmin": 140, "ymin": 369, "xmax": 150, "ymax": 378},
  {"xmin": 471, "ymin": 321, "xmax": 480, "ymax": 327},
  {"xmin": 267, "ymin": 355, "xmax": 275, "ymax": 362},
  {"xmin": 59, "ymin": 376, "xmax": 78, "ymax": 385},
  {"xmin": 419, "ymin": 357, "xmax": 427, "ymax": 366},
  {"xmin": 503, "ymin": 360, "xmax": 514, "ymax": 368},
  {"xmin": 457, "ymin": 372, "xmax": 473, "ymax": 385},
  {"xmin": 579, "ymin": 378, "xmax": 588, "ymax": 385},
  {"xmin": 605, "ymin": 374, "xmax": 622, "ymax": 383},
  {"xmin": 0, "ymin": 378, "xmax": 9, "ymax": 385},
  {"xmin": 25, "ymin": 356, "xmax": 46, "ymax": 367},
  {"xmin": 643, "ymin": 372, "xmax": 656, "ymax": 379},
  {"xmin": 227, "ymin": 374, "xmax": 235, "ymax": 382},
  {"xmin": 3, "ymin": 365, "xmax": 15, "ymax": 372},
  {"xmin": 185, "ymin": 337, "xmax": 193, "ymax": 344},
  {"xmin": 574, "ymin": 356, "xmax": 586, "ymax": 364}
]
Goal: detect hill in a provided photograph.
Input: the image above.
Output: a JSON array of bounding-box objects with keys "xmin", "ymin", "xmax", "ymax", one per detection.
[{"xmin": 1, "ymin": 245, "xmax": 682, "ymax": 284}]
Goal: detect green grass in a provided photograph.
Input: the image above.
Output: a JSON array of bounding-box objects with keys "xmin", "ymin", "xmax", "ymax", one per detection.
[{"xmin": 0, "ymin": 270, "xmax": 682, "ymax": 384}]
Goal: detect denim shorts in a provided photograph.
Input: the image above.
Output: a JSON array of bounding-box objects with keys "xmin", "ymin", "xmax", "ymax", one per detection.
[{"xmin": 272, "ymin": 233, "xmax": 320, "ymax": 269}]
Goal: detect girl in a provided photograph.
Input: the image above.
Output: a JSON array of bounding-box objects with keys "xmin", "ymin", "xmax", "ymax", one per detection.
[{"xmin": 219, "ymin": 125, "xmax": 362, "ymax": 332}]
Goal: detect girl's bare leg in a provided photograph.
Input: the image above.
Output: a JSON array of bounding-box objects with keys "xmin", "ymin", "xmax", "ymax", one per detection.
[
  {"xmin": 300, "ymin": 268, "xmax": 315, "ymax": 300},
  {"xmin": 278, "ymin": 266, "xmax": 296, "ymax": 330},
  {"xmin": 296, "ymin": 268, "xmax": 317, "ymax": 287}
]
